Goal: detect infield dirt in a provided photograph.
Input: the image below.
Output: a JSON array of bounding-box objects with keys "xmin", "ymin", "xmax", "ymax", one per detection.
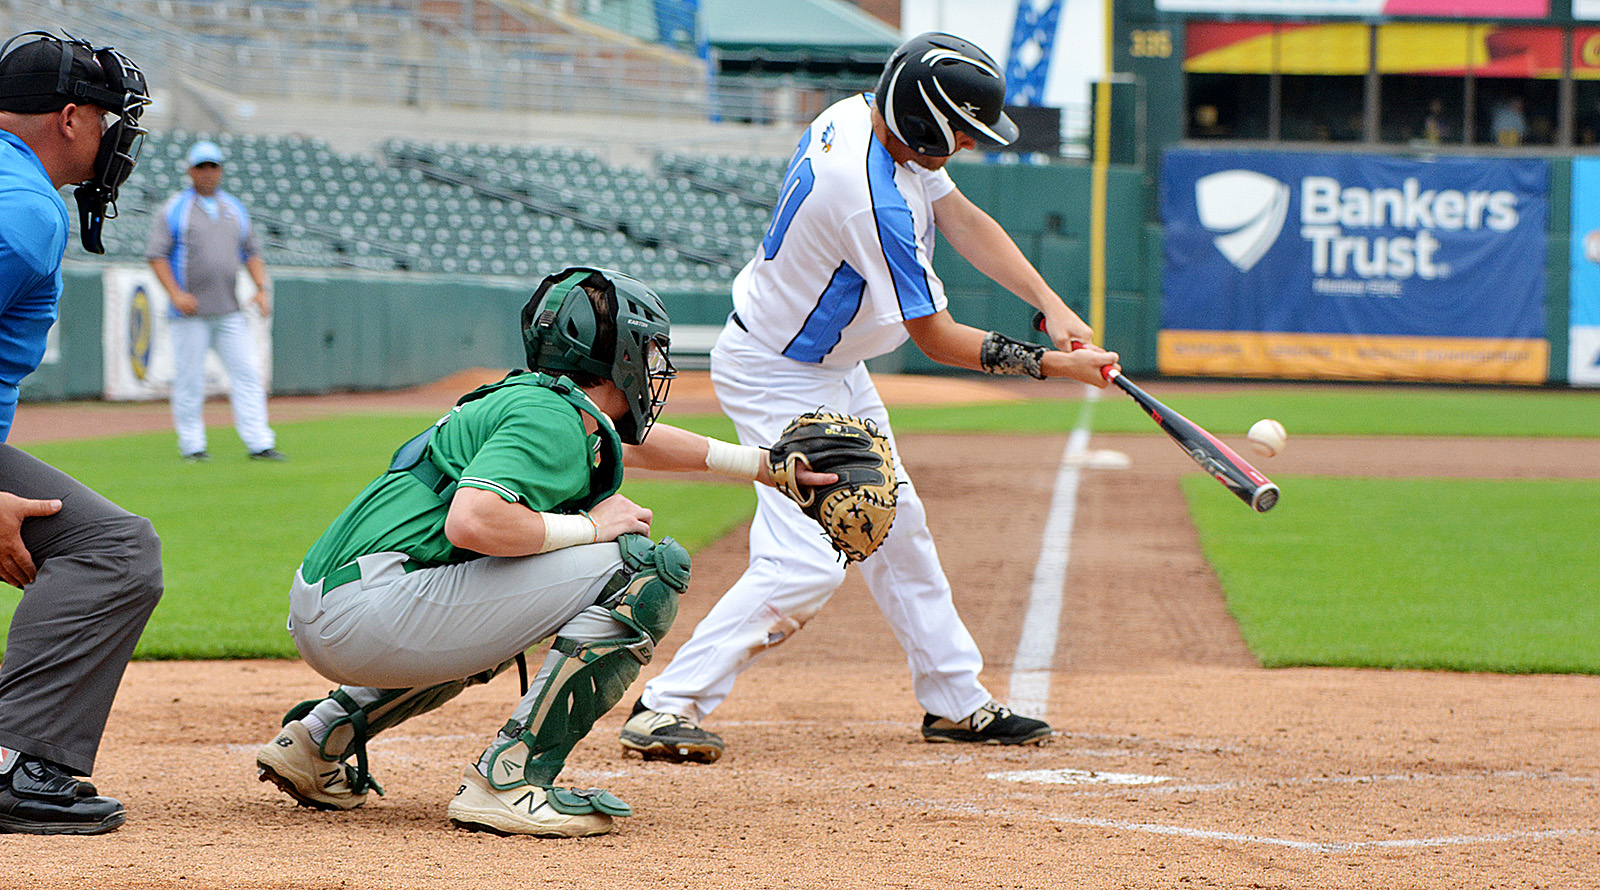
[{"xmin": 3, "ymin": 374, "xmax": 1597, "ymax": 890}]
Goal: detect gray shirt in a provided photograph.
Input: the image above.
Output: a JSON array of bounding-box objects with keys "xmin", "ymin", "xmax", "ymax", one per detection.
[{"xmin": 145, "ymin": 189, "xmax": 261, "ymax": 317}]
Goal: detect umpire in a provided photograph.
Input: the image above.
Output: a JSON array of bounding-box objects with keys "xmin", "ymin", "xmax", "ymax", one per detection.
[{"xmin": 0, "ymin": 32, "xmax": 162, "ymax": 835}]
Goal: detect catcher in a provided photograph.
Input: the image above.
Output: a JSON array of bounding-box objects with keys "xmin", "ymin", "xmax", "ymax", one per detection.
[{"xmin": 252, "ymin": 267, "xmax": 839, "ymax": 837}]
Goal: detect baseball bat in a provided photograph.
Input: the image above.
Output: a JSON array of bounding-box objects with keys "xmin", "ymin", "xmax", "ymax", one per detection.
[{"xmin": 1033, "ymin": 312, "xmax": 1279, "ymax": 513}]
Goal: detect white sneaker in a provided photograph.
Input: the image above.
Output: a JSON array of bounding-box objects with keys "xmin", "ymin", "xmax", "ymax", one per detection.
[
  {"xmin": 446, "ymin": 767, "xmax": 613, "ymax": 838},
  {"xmin": 255, "ymin": 720, "xmax": 369, "ymax": 810}
]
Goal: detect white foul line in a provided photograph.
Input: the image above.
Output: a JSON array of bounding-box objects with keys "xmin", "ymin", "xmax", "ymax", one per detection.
[
  {"xmin": 1008, "ymin": 386, "xmax": 1099, "ymax": 718},
  {"xmin": 917, "ymin": 797, "xmax": 1600, "ymax": 854},
  {"xmin": 1044, "ymin": 816, "xmax": 1599, "ymax": 854}
]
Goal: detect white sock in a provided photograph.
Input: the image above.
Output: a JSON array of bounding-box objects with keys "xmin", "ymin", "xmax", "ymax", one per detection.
[{"xmin": 301, "ymin": 713, "xmax": 329, "ymax": 742}]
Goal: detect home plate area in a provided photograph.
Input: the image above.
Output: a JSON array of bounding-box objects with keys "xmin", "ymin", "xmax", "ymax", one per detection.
[{"xmin": 911, "ymin": 741, "xmax": 1600, "ymax": 856}]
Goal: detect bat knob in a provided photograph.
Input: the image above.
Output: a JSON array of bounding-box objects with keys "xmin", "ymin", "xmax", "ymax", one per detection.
[{"xmin": 1251, "ymin": 485, "xmax": 1280, "ymax": 513}]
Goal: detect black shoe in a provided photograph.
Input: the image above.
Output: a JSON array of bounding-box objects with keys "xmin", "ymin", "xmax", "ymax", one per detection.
[
  {"xmin": 249, "ymin": 448, "xmax": 288, "ymax": 461},
  {"xmin": 921, "ymin": 700, "xmax": 1053, "ymax": 745},
  {"xmin": 619, "ymin": 698, "xmax": 725, "ymax": 764},
  {"xmin": 182, "ymin": 451, "xmax": 210, "ymax": 463},
  {"xmin": 0, "ymin": 758, "xmax": 126, "ymax": 835}
]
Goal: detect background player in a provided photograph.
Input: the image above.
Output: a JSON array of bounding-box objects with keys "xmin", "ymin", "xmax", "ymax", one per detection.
[
  {"xmin": 254, "ymin": 266, "xmax": 834, "ymax": 837},
  {"xmin": 622, "ymin": 32, "xmax": 1118, "ymax": 763},
  {"xmin": 0, "ymin": 31, "xmax": 161, "ymax": 835},
  {"xmin": 146, "ymin": 139, "xmax": 283, "ymax": 463}
]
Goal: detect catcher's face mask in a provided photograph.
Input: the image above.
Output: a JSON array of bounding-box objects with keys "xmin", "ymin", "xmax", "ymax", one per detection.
[
  {"xmin": 0, "ymin": 31, "xmax": 151, "ymax": 254},
  {"xmin": 607, "ymin": 273, "xmax": 675, "ymax": 446},
  {"xmin": 520, "ymin": 267, "xmax": 675, "ymax": 445},
  {"xmin": 620, "ymin": 335, "xmax": 675, "ymax": 446}
]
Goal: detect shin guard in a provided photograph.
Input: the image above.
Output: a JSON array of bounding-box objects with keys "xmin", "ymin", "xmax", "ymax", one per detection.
[{"xmin": 483, "ymin": 535, "xmax": 689, "ymax": 800}]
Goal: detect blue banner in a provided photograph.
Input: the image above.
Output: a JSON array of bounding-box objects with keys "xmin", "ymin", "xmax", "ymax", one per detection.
[
  {"xmin": 1160, "ymin": 149, "xmax": 1549, "ymax": 383},
  {"xmin": 1571, "ymin": 157, "xmax": 1600, "ymax": 386}
]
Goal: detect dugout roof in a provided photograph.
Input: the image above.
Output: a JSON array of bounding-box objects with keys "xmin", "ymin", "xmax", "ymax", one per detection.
[{"xmin": 702, "ymin": 0, "xmax": 900, "ymax": 69}]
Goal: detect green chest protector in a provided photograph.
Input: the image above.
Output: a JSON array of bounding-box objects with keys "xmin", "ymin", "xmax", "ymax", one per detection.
[{"xmin": 387, "ymin": 370, "xmax": 625, "ymax": 510}]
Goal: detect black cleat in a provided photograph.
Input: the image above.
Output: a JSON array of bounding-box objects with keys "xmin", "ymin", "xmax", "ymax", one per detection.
[
  {"xmin": 922, "ymin": 700, "xmax": 1053, "ymax": 745},
  {"xmin": 619, "ymin": 698, "xmax": 726, "ymax": 764}
]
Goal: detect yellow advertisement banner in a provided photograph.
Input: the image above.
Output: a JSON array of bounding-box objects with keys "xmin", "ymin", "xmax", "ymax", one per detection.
[
  {"xmin": 1375, "ymin": 23, "xmax": 1478, "ymax": 73},
  {"xmin": 1185, "ymin": 24, "xmax": 1370, "ymax": 75},
  {"xmin": 1158, "ymin": 330, "xmax": 1548, "ymax": 384}
]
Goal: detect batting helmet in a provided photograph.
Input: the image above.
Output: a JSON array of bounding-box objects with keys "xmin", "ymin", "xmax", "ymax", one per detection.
[
  {"xmin": 521, "ymin": 267, "xmax": 675, "ymax": 445},
  {"xmin": 874, "ymin": 32, "xmax": 1017, "ymax": 158}
]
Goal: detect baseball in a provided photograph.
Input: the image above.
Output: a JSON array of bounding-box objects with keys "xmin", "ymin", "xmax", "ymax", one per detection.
[{"xmin": 1247, "ymin": 419, "xmax": 1287, "ymax": 457}]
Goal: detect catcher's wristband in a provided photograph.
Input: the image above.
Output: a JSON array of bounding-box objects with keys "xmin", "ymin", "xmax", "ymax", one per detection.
[
  {"xmin": 704, "ymin": 437, "xmax": 764, "ymax": 480},
  {"xmin": 537, "ymin": 511, "xmax": 599, "ymax": 553}
]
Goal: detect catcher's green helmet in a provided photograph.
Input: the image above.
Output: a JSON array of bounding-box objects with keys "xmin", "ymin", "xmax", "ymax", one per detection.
[{"xmin": 521, "ymin": 266, "xmax": 675, "ymax": 444}]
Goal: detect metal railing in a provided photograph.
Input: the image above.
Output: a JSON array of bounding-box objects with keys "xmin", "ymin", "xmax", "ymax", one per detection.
[{"xmin": 1, "ymin": 0, "xmax": 742, "ymax": 119}]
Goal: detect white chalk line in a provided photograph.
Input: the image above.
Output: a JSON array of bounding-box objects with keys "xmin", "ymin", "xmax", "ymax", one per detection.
[
  {"xmin": 1008, "ymin": 385, "xmax": 1100, "ymax": 718},
  {"xmin": 988, "ymin": 768, "xmax": 1599, "ymax": 797},
  {"xmin": 916, "ymin": 796, "xmax": 1600, "ymax": 854},
  {"xmin": 1042, "ymin": 817, "xmax": 1599, "ymax": 854}
]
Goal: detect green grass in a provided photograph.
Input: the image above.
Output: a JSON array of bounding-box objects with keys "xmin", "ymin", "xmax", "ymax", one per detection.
[
  {"xmin": 3, "ymin": 414, "xmax": 760, "ymax": 659},
  {"xmin": 881, "ymin": 385, "xmax": 1600, "ymax": 438},
  {"xmin": 1184, "ymin": 475, "xmax": 1600, "ymax": 673},
  {"xmin": 6, "ymin": 383, "xmax": 1598, "ymax": 670}
]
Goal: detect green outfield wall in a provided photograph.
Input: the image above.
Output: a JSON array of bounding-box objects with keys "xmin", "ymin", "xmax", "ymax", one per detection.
[
  {"xmin": 21, "ymin": 157, "xmax": 1579, "ymax": 404},
  {"xmin": 25, "ymin": 161, "xmax": 1159, "ymax": 402}
]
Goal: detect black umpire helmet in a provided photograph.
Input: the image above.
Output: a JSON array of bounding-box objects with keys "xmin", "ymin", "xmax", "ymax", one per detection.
[
  {"xmin": 0, "ymin": 30, "xmax": 151, "ymax": 254},
  {"xmin": 874, "ymin": 32, "xmax": 1018, "ymax": 158}
]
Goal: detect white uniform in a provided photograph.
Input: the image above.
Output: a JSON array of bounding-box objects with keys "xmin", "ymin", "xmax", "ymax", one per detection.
[
  {"xmin": 145, "ymin": 188, "xmax": 275, "ymax": 457},
  {"xmin": 641, "ymin": 94, "xmax": 993, "ymax": 723}
]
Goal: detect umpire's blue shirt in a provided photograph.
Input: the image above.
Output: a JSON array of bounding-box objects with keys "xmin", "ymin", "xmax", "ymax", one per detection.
[{"xmin": 0, "ymin": 130, "xmax": 69, "ymax": 443}]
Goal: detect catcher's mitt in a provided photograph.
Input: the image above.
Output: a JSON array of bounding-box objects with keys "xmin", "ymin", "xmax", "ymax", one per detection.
[{"xmin": 767, "ymin": 411, "xmax": 898, "ymax": 562}]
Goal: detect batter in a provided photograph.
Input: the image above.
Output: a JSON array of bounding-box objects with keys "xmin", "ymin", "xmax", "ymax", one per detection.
[{"xmin": 623, "ymin": 32, "xmax": 1119, "ymax": 763}]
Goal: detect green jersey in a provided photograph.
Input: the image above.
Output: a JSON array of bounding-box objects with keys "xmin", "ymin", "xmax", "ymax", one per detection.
[{"xmin": 301, "ymin": 374, "xmax": 622, "ymax": 583}]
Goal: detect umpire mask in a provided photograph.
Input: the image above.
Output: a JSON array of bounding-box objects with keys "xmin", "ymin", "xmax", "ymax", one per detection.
[{"xmin": 0, "ymin": 31, "xmax": 151, "ymax": 254}]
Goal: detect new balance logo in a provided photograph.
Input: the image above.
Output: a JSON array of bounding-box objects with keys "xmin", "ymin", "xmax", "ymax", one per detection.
[{"xmin": 1195, "ymin": 170, "xmax": 1290, "ymax": 272}]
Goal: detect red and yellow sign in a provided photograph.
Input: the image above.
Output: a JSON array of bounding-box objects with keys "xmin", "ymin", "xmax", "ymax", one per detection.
[
  {"xmin": 1574, "ymin": 28, "xmax": 1600, "ymax": 78},
  {"xmin": 1186, "ymin": 21, "xmax": 1576, "ymax": 78}
]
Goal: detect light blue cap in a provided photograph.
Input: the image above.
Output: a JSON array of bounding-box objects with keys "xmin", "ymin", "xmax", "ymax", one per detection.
[{"xmin": 186, "ymin": 140, "xmax": 224, "ymax": 168}]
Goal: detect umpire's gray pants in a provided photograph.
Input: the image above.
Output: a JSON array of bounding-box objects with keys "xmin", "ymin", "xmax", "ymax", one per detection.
[{"xmin": 0, "ymin": 445, "xmax": 164, "ymax": 775}]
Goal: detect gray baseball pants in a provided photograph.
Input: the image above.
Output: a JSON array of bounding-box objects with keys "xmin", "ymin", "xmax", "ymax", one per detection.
[{"xmin": 0, "ymin": 445, "xmax": 163, "ymax": 775}]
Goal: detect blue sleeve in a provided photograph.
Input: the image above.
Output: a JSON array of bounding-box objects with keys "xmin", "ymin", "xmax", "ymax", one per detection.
[
  {"xmin": 0, "ymin": 197, "xmax": 65, "ymax": 442},
  {"xmin": 863, "ymin": 143, "xmax": 937, "ymax": 321}
]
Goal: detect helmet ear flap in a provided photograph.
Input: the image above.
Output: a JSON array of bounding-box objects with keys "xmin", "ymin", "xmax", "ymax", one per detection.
[{"xmin": 897, "ymin": 108, "xmax": 946, "ymax": 157}]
